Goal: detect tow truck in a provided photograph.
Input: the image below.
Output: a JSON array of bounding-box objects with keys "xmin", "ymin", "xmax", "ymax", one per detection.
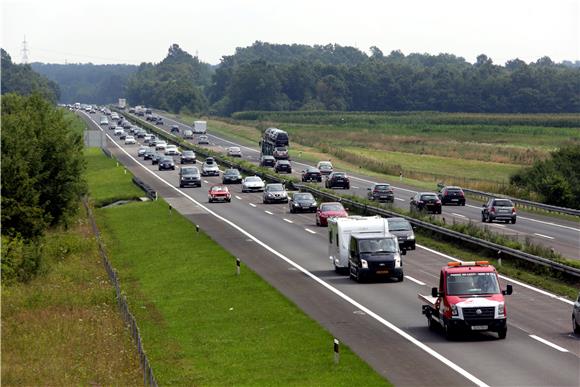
[{"xmin": 418, "ymin": 261, "xmax": 512, "ymax": 339}]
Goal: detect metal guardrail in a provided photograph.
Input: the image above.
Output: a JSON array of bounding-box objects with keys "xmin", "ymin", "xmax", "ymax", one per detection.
[
  {"xmin": 118, "ymin": 110, "xmax": 580, "ymax": 280},
  {"xmin": 462, "ymin": 188, "xmax": 580, "ymax": 217},
  {"xmin": 132, "ymin": 177, "xmax": 157, "ymax": 201}
]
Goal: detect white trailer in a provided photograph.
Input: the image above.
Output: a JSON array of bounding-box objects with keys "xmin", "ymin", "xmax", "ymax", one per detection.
[
  {"xmin": 328, "ymin": 215, "xmax": 390, "ymax": 271},
  {"xmin": 193, "ymin": 120, "xmax": 207, "ymax": 134},
  {"xmin": 118, "ymin": 98, "xmax": 126, "ymax": 109}
]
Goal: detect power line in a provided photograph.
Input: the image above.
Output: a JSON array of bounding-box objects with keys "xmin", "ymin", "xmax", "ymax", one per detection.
[{"xmin": 21, "ymin": 36, "xmax": 29, "ymax": 64}]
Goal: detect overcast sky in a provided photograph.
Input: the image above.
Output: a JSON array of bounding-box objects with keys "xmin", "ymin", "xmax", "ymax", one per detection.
[{"xmin": 2, "ymin": 0, "xmax": 578, "ymax": 66}]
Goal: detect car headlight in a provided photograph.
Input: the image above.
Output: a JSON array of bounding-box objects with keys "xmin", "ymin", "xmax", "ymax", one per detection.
[
  {"xmin": 293, "ymin": 203, "xmax": 299, "ymax": 206},
  {"xmin": 451, "ymin": 304, "xmax": 458, "ymax": 316},
  {"xmin": 361, "ymin": 259, "xmax": 369, "ymax": 269},
  {"xmin": 408, "ymin": 234, "xmax": 415, "ymax": 240},
  {"xmin": 498, "ymin": 302, "xmax": 505, "ymax": 316}
]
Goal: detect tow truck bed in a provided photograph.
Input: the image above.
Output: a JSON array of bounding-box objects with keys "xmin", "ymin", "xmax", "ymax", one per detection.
[{"xmin": 418, "ymin": 294, "xmax": 437, "ymax": 307}]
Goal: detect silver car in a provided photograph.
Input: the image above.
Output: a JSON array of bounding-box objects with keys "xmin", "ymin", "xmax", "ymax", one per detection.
[
  {"xmin": 263, "ymin": 183, "xmax": 288, "ymax": 204},
  {"xmin": 242, "ymin": 176, "xmax": 265, "ymax": 192},
  {"xmin": 227, "ymin": 146, "xmax": 242, "ymax": 157},
  {"xmin": 201, "ymin": 158, "xmax": 220, "ymax": 176}
]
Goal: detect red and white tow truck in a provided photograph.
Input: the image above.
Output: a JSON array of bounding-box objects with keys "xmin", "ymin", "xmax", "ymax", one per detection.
[{"xmin": 418, "ymin": 261, "xmax": 513, "ymax": 339}]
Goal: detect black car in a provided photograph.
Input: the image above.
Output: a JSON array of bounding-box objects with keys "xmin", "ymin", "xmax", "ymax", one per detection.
[
  {"xmin": 222, "ymin": 169, "xmax": 242, "ymax": 184},
  {"xmin": 301, "ymin": 167, "xmax": 322, "ymax": 182},
  {"xmin": 367, "ymin": 183, "xmax": 395, "ymax": 203},
  {"xmin": 119, "ymin": 132, "xmax": 127, "ymax": 140},
  {"xmin": 151, "ymin": 152, "xmax": 163, "ymax": 165},
  {"xmin": 438, "ymin": 186, "xmax": 466, "ymax": 206},
  {"xmin": 136, "ymin": 130, "xmax": 147, "ymax": 139},
  {"xmin": 143, "ymin": 149, "xmax": 156, "ymax": 160},
  {"xmin": 325, "ymin": 172, "xmax": 350, "ymax": 189},
  {"xmin": 274, "ymin": 160, "xmax": 292, "ymax": 174},
  {"xmin": 386, "ymin": 217, "xmax": 416, "ymax": 250},
  {"xmin": 158, "ymin": 156, "xmax": 175, "ymax": 171},
  {"xmin": 289, "ymin": 192, "xmax": 317, "ymax": 213},
  {"xmin": 348, "ymin": 234, "xmax": 404, "ymax": 283},
  {"xmin": 122, "ymin": 120, "xmax": 132, "ymax": 129},
  {"xmin": 171, "ymin": 125, "xmax": 180, "ymax": 134},
  {"xmin": 260, "ymin": 155, "xmax": 276, "ymax": 167},
  {"xmin": 410, "ymin": 192, "xmax": 442, "ymax": 214},
  {"xmin": 156, "ymin": 117, "xmax": 164, "ymax": 125},
  {"xmin": 179, "ymin": 166, "xmax": 201, "ymax": 188},
  {"xmin": 180, "ymin": 150, "xmax": 196, "ymax": 164},
  {"xmin": 481, "ymin": 198, "xmax": 516, "ymax": 224}
]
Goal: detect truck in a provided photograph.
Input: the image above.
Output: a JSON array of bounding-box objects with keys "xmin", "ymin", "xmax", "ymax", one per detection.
[
  {"xmin": 260, "ymin": 127, "xmax": 289, "ymax": 159},
  {"xmin": 419, "ymin": 261, "xmax": 513, "ymax": 340},
  {"xmin": 193, "ymin": 120, "xmax": 207, "ymax": 134},
  {"xmin": 118, "ymin": 98, "xmax": 126, "ymax": 109},
  {"xmin": 328, "ymin": 216, "xmax": 405, "ymax": 281}
]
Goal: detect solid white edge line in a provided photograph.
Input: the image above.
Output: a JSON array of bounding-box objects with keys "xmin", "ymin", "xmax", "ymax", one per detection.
[
  {"xmin": 304, "ymin": 228, "xmax": 317, "ymax": 234},
  {"xmin": 405, "ymin": 276, "xmax": 426, "ymax": 286},
  {"xmin": 249, "ymin": 203, "xmax": 256, "ymax": 207},
  {"xmin": 283, "ymin": 218, "xmax": 294, "ymax": 223},
  {"xmin": 451, "ymin": 213, "xmax": 467, "ymax": 218},
  {"xmin": 533, "ymin": 233, "xmax": 555, "ymax": 240},
  {"xmin": 85, "ymin": 112, "xmax": 491, "ymax": 386},
  {"xmin": 529, "ymin": 335, "xmax": 569, "ymax": 352},
  {"xmin": 265, "ymin": 210, "xmax": 273, "ymax": 215},
  {"xmin": 395, "ymin": 197, "xmax": 406, "ymax": 201}
]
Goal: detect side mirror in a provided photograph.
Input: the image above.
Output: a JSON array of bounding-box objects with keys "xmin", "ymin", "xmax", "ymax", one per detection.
[
  {"xmin": 502, "ymin": 284, "xmax": 513, "ymax": 296},
  {"xmin": 431, "ymin": 287, "xmax": 440, "ymax": 298}
]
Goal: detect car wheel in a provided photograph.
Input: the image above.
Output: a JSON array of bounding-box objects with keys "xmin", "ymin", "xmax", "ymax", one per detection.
[
  {"xmin": 345, "ymin": 185, "xmax": 350, "ymax": 189},
  {"xmin": 316, "ymin": 217, "xmax": 320, "ymax": 226},
  {"xmin": 208, "ymin": 198, "xmax": 213, "ymax": 203},
  {"xmin": 573, "ymin": 315, "xmax": 580, "ymax": 334},
  {"xmin": 397, "ymin": 274, "xmax": 404, "ymax": 282},
  {"xmin": 497, "ymin": 327, "xmax": 507, "ymax": 340},
  {"xmin": 512, "ymin": 218, "xmax": 516, "ymax": 224},
  {"xmin": 427, "ymin": 314, "xmax": 436, "ymax": 331},
  {"xmin": 444, "ymin": 321, "xmax": 455, "ymax": 340}
]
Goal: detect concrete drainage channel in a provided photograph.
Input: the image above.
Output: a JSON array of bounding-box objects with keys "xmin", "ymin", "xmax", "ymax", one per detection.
[{"xmin": 115, "ymin": 109, "xmax": 580, "ymax": 281}]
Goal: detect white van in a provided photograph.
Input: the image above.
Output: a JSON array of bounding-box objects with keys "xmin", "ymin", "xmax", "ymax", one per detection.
[
  {"xmin": 328, "ymin": 216, "xmax": 391, "ymax": 272},
  {"xmin": 193, "ymin": 120, "xmax": 207, "ymax": 134}
]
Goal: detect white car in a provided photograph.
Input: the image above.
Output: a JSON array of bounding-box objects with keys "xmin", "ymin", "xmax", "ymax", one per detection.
[
  {"xmin": 317, "ymin": 161, "xmax": 334, "ymax": 175},
  {"xmin": 155, "ymin": 141, "xmax": 168, "ymax": 151},
  {"xmin": 124, "ymin": 135, "xmax": 136, "ymax": 145},
  {"xmin": 242, "ymin": 176, "xmax": 265, "ymax": 192},
  {"xmin": 198, "ymin": 135, "xmax": 210, "ymax": 145},
  {"xmin": 227, "ymin": 146, "xmax": 242, "ymax": 157},
  {"xmin": 137, "ymin": 146, "xmax": 148, "ymax": 157},
  {"xmin": 100, "ymin": 117, "xmax": 109, "ymax": 126},
  {"xmin": 201, "ymin": 158, "xmax": 220, "ymax": 176},
  {"xmin": 165, "ymin": 145, "xmax": 181, "ymax": 156},
  {"xmin": 144, "ymin": 134, "xmax": 154, "ymax": 143},
  {"xmin": 114, "ymin": 127, "xmax": 124, "ymax": 136}
]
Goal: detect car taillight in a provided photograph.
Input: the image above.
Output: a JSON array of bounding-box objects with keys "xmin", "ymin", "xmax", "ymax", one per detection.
[
  {"xmin": 491, "ymin": 206, "xmax": 496, "ymax": 213},
  {"xmin": 436, "ymin": 200, "xmax": 441, "ymax": 204},
  {"xmin": 459, "ymin": 191, "xmax": 464, "ymax": 197},
  {"xmin": 418, "ymin": 201, "xmax": 424, "ymax": 204},
  {"xmin": 512, "ymin": 208, "xmax": 516, "ymax": 213}
]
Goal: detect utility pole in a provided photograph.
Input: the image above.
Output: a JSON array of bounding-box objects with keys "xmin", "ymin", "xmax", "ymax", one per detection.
[{"xmin": 21, "ymin": 35, "xmax": 29, "ymax": 64}]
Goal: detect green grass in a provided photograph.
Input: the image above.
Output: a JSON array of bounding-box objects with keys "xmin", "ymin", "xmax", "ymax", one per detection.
[
  {"xmin": 96, "ymin": 199, "xmax": 388, "ymax": 385},
  {"xmin": 84, "ymin": 147, "xmax": 144, "ymax": 207}
]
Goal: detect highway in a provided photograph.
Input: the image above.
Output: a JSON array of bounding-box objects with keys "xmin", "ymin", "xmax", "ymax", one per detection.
[
  {"xmin": 145, "ymin": 111, "xmax": 580, "ymax": 260},
  {"xmin": 82, "ymin": 111, "xmax": 580, "ymax": 386}
]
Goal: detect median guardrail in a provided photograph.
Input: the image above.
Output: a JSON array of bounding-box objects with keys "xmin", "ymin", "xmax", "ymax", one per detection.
[{"xmin": 116, "ymin": 109, "xmax": 580, "ymax": 280}]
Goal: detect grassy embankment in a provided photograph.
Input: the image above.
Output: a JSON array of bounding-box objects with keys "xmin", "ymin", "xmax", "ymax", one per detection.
[
  {"xmin": 89, "ymin": 147, "xmax": 388, "ymax": 384},
  {"xmin": 1, "ymin": 148, "xmax": 143, "ymax": 385}
]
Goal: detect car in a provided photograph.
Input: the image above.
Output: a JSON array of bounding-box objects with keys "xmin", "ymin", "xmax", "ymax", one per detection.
[
  {"xmin": 143, "ymin": 149, "xmax": 156, "ymax": 160},
  {"xmin": 222, "ymin": 169, "xmax": 242, "ymax": 184},
  {"xmin": 263, "ymin": 183, "xmax": 288, "ymax": 204},
  {"xmin": 201, "ymin": 158, "xmax": 220, "ymax": 176},
  {"xmin": 122, "ymin": 120, "xmax": 132, "ymax": 129},
  {"xmin": 151, "ymin": 152, "xmax": 163, "ymax": 165},
  {"xmin": 179, "ymin": 166, "xmax": 201, "ymax": 188},
  {"xmin": 137, "ymin": 146, "xmax": 148, "ymax": 157},
  {"xmin": 111, "ymin": 113, "xmax": 119, "ymax": 120},
  {"xmin": 156, "ymin": 117, "xmax": 164, "ymax": 125},
  {"xmin": 198, "ymin": 135, "xmax": 210, "ymax": 145},
  {"xmin": 241, "ymin": 176, "xmax": 265, "ymax": 192},
  {"xmin": 165, "ymin": 145, "xmax": 181, "ymax": 156},
  {"xmin": 155, "ymin": 141, "xmax": 168, "ymax": 151},
  {"xmin": 481, "ymin": 198, "xmax": 516, "ymax": 224},
  {"xmin": 438, "ymin": 186, "xmax": 466, "ymax": 206},
  {"xmin": 315, "ymin": 202, "xmax": 348, "ymax": 226},
  {"xmin": 99, "ymin": 116, "xmax": 109, "ymax": 126},
  {"xmin": 136, "ymin": 130, "xmax": 147, "ymax": 139},
  {"xmin": 367, "ymin": 183, "xmax": 395, "ymax": 203},
  {"xmin": 145, "ymin": 113, "xmax": 153, "ymax": 121},
  {"xmin": 171, "ymin": 125, "xmax": 180, "ymax": 134},
  {"xmin": 325, "ymin": 172, "xmax": 350, "ymax": 189},
  {"xmin": 289, "ymin": 192, "xmax": 317, "ymax": 213},
  {"xmin": 410, "ymin": 192, "xmax": 442, "ymax": 214},
  {"xmin": 386, "ymin": 217, "xmax": 416, "ymax": 250},
  {"xmin": 180, "ymin": 150, "xmax": 196, "ymax": 164},
  {"xmin": 301, "ymin": 167, "xmax": 322, "ymax": 182},
  {"xmin": 119, "ymin": 131, "xmax": 128, "ymax": 140},
  {"xmin": 158, "ymin": 156, "xmax": 175, "ymax": 171},
  {"xmin": 183, "ymin": 129, "xmax": 194, "ymax": 139},
  {"xmin": 227, "ymin": 147, "xmax": 242, "ymax": 157},
  {"xmin": 272, "ymin": 146, "xmax": 289, "ymax": 160},
  {"xmin": 317, "ymin": 161, "xmax": 333, "ymax": 175},
  {"xmin": 260, "ymin": 155, "xmax": 276, "ymax": 167},
  {"xmin": 108, "ymin": 124, "xmax": 116, "ymax": 130},
  {"xmin": 124, "ymin": 135, "xmax": 136, "ymax": 145},
  {"xmin": 274, "ymin": 160, "xmax": 292, "ymax": 174},
  {"xmin": 144, "ymin": 134, "xmax": 154, "ymax": 144},
  {"xmin": 114, "ymin": 127, "xmax": 124, "ymax": 136},
  {"xmin": 573, "ymin": 292, "xmax": 580, "ymax": 334},
  {"xmin": 208, "ymin": 184, "xmax": 231, "ymax": 203}
]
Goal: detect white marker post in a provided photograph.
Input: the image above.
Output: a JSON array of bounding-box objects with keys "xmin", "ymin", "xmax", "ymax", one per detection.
[
  {"xmin": 333, "ymin": 338, "xmax": 340, "ymax": 364},
  {"xmin": 236, "ymin": 258, "xmax": 241, "ymax": 276},
  {"xmin": 196, "ymin": 224, "xmax": 200, "ymax": 233},
  {"xmin": 497, "ymin": 250, "xmax": 502, "ymax": 267}
]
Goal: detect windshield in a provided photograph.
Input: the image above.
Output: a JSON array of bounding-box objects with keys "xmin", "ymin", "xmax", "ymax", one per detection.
[
  {"xmin": 494, "ymin": 200, "xmax": 513, "ymax": 207},
  {"xmin": 225, "ymin": 170, "xmax": 239, "ymax": 176},
  {"xmin": 446, "ymin": 272, "xmax": 500, "ymax": 295},
  {"xmin": 182, "ymin": 168, "xmax": 198, "ymax": 175},
  {"xmin": 246, "ymin": 177, "xmax": 261, "ymax": 182},
  {"xmin": 374, "ymin": 185, "xmax": 391, "ymax": 191},
  {"xmin": 358, "ymin": 238, "xmax": 398, "ymax": 254},
  {"xmin": 267, "ymin": 185, "xmax": 284, "ymax": 192},
  {"xmin": 321, "ymin": 204, "xmax": 344, "ymax": 212},
  {"xmin": 333, "ymin": 173, "xmax": 346, "ymax": 177},
  {"xmin": 388, "ymin": 220, "xmax": 412, "ymax": 231},
  {"xmin": 211, "ymin": 186, "xmax": 226, "ymax": 192},
  {"xmin": 421, "ymin": 194, "xmax": 438, "ymax": 201},
  {"xmin": 229, "ymin": 147, "xmax": 240, "ymax": 152},
  {"xmin": 275, "ymin": 147, "xmax": 287, "ymax": 152},
  {"xmin": 183, "ymin": 151, "xmax": 194, "ymax": 156},
  {"xmin": 294, "ymin": 194, "xmax": 314, "ymax": 201}
]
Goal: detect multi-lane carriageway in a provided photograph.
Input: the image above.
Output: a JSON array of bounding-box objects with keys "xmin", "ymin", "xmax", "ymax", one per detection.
[
  {"xmin": 81, "ymin": 111, "xmax": 580, "ymax": 387},
  {"xmin": 150, "ymin": 110, "xmax": 580, "ymax": 261}
]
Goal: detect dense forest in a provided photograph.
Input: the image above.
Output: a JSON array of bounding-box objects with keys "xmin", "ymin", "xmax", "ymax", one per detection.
[
  {"xmin": 1, "ymin": 49, "xmax": 60, "ymax": 102},
  {"xmin": 31, "ymin": 62, "xmax": 137, "ymax": 104}
]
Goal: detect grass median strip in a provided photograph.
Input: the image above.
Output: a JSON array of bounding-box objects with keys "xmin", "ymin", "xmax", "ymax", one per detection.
[{"xmin": 96, "ymin": 199, "xmax": 388, "ymax": 385}]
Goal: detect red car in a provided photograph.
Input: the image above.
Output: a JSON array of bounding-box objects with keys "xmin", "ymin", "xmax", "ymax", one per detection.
[
  {"xmin": 208, "ymin": 184, "xmax": 231, "ymax": 203},
  {"xmin": 316, "ymin": 202, "xmax": 348, "ymax": 226}
]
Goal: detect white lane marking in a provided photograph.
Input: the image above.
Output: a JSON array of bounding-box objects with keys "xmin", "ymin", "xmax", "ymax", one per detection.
[
  {"xmin": 265, "ymin": 210, "xmax": 273, "ymax": 215},
  {"xmin": 417, "ymin": 244, "xmax": 574, "ymax": 306},
  {"xmin": 466, "ymin": 204, "xmax": 482, "ymax": 210},
  {"xmin": 490, "ymin": 223, "xmax": 506, "ymax": 228},
  {"xmin": 203, "ymin": 180, "xmax": 209, "ymax": 183},
  {"xmin": 534, "ymin": 233, "xmax": 555, "ymax": 240},
  {"xmin": 249, "ymin": 203, "xmax": 257, "ymax": 208},
  {"xmin": 451, "ymin": 213, "xmax": 467, "ymax": 218},
  {"xmin": 305, "ymin": 228, "xmax": 317, "ymax": 234},
  {"xmin": 405, "ymin": 276, "xmax": 426, "ymax": 286},
  {"xmin": 283, "ymin": 218, "xmax": 294, "ymax": 223},
  {"xmin": 352, "ymin": 186, "xmax": 359, "ymax": 189},
  {"xmin": 235, "ymin": 196, "xmax": 242, "ymax": 200},
  {"xmin": 85, "ymin": 112, "xmax": 490, "ymax": 387},
  {"xmin": 395, "ymin": 197, "xmax": 406, "ymax": 202},
  {"xmin": 529, "ymin": 335, "xmax": 569, "ymax": 352}
]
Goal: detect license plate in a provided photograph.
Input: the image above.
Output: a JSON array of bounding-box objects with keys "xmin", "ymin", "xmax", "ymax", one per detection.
[
  {"xmin": 376, "ymin": 269, "xmax": 389, "ymax": 274},
  {"xmin": 471, "ymin": 325, "xmax": 488, "ymax": 331},
  {"xmin": 452, "ymin": 199, "xmax": 458, "ymax": 201}
]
